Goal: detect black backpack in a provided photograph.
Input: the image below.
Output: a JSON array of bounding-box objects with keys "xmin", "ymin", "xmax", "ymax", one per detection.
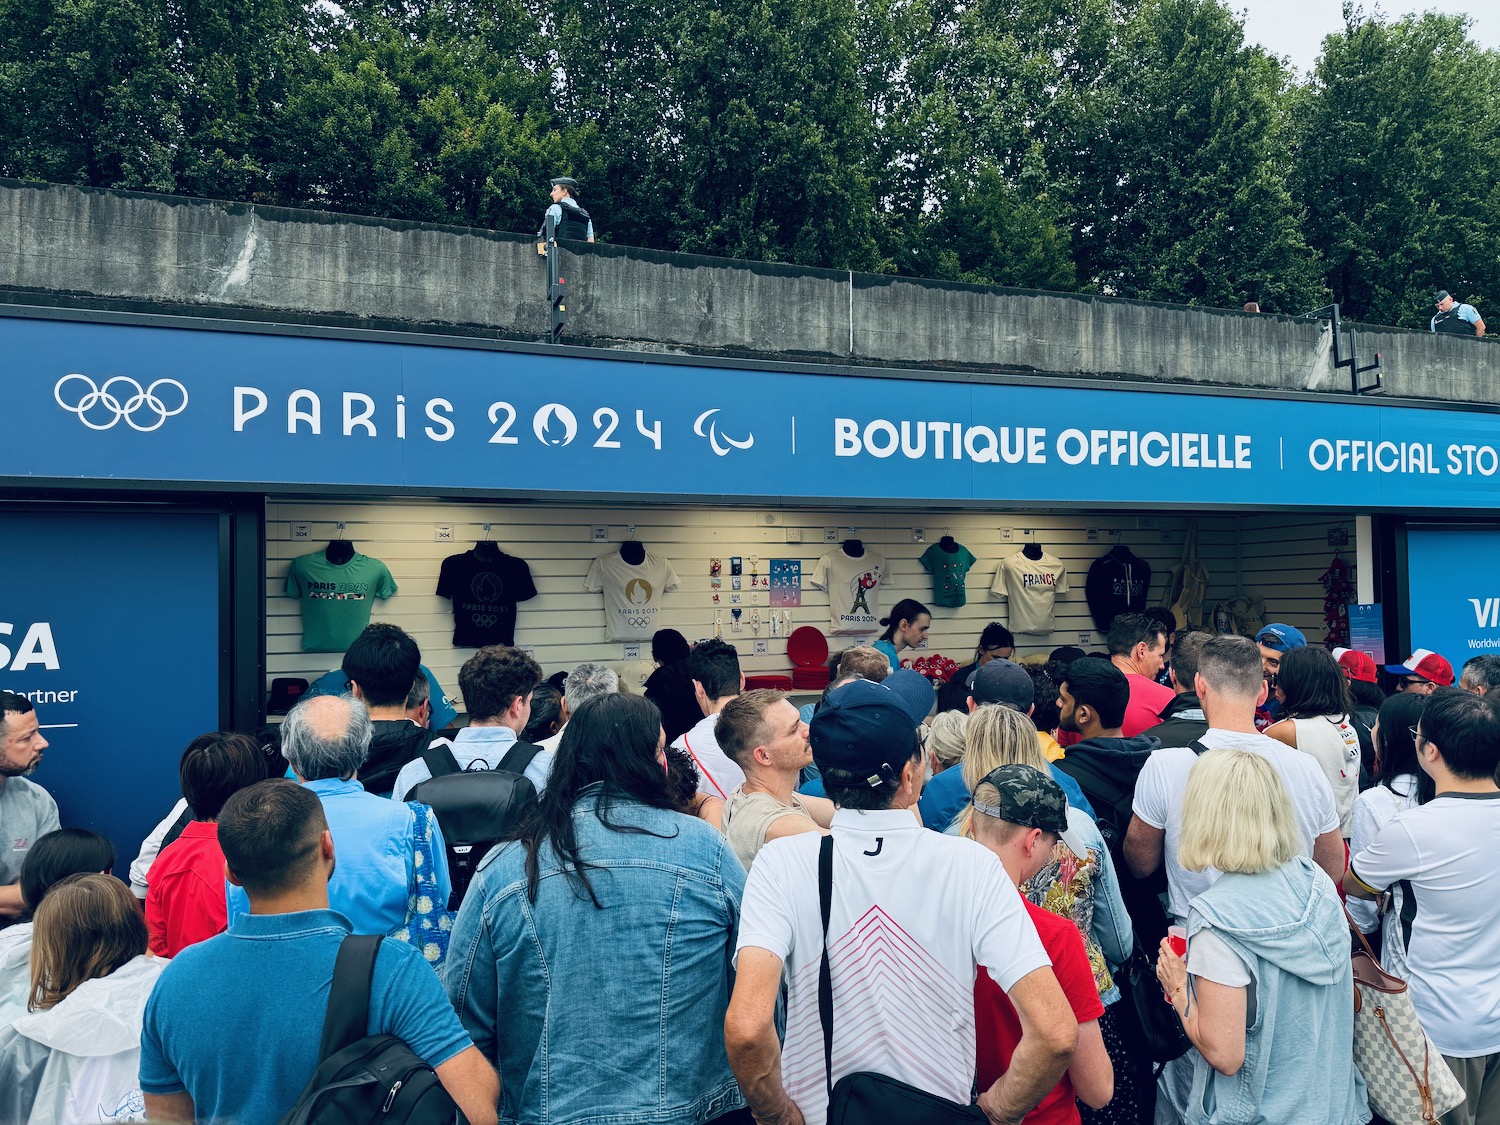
[
  {"xmin": 408, "ymin": 741, "xmax": 542, "ymax": 909},
  {"xmin": 278, "ymin": 935, "xmax": 459, "ymax": 1125}
]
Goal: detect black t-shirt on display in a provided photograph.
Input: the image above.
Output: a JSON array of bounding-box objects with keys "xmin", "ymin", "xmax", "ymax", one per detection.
[{"xmin": 436, "ymin": 547, "xmax": 538, "ymax": 646}]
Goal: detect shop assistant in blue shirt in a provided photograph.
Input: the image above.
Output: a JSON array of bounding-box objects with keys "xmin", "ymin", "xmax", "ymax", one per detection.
[{"xmin": 228, "ymin": 778, "xmax": 451, "ymax": 935}]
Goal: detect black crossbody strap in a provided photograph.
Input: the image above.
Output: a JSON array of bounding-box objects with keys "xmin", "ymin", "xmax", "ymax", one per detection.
[
  {"xmin": 317, "ymin": 934, "xmax": 382, "ymax": 1061},
  {"xmin": 497, "ymin": 739, "xmax": 543, "ymax": 776},
  {"xmin": 818, "ymin": 833, "xmax": 835, "ymax": 1100},
  {"xmin": 1187, "ymin": 739, "xmax": 1211, "ymax": 756}
]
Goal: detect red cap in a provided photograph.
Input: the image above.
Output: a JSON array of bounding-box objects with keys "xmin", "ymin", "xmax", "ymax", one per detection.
[
  {"xmin": 1384, "ymin": 650, "xmax": 1455, "ymax": 687},
  {"xmin": 1332, "ymin": 647, "xmax": 1377, "ymax": 684}
]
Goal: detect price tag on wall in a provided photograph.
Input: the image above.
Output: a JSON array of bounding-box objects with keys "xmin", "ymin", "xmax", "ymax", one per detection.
[
  {"xmin": 291, "ymin": 522, "xmax": 311, "ymax": 540},
  {"xmin": 624, "ymin": 643, "xmax": 641, "ymax": 659}
]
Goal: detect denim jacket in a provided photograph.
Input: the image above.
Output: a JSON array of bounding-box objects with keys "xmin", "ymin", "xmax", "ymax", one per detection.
[
  {"xmin": 1182, "ymin": 857, "xmax": 1369, "ymax": 1125},
  {"xmin": 443, "ymin": 786, "xmax": 747, "ymax": 1125}
]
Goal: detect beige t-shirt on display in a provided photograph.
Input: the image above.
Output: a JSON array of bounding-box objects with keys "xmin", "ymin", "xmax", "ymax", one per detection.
[
  {"xmin": 722, "ymin": 788, "xmax": 818, "ymax": 869},
  {"xmin": 810, "ymin": 549, "xmax": 886, "ymax": 636},
  {"xmin": 990, "ymin": 550, "xmax": 1069, "ymax": 635},
  {"xmin": 584, "ymin": 551, "xmax": 680, "ymax": 641}
]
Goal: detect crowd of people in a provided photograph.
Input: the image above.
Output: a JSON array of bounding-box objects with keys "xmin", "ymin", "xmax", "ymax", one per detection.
[{"xmin": 1, "ymin": 611, "xmax": 1498, "ymax": 1125}]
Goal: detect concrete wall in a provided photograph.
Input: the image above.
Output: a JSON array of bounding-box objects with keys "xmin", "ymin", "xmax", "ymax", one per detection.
[{"xmin": 3, "ymin": 178, "xmax": 1497, "ymax": 403}]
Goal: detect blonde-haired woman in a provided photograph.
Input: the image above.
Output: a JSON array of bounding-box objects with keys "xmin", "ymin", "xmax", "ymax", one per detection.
[
  {"xmin": 1155, "ymin": 750, "xmax": 1367, "ymax": 1125},
  {"xmin": 924, "ymin": 709, "xmax": 968, "ymax": 775},
  {"xmin": 958, "ymin": 703, "xmax": 1139, "ymax": 1123},
  {"xmin": 0, "ymin": 874, "xmax": 164, "ymax": 1124}
]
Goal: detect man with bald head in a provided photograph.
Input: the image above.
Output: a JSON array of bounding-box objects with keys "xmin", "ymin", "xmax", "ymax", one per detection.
[{"xmin": 228, "ymin": 694, "xmax": 452, "ymax": 940}]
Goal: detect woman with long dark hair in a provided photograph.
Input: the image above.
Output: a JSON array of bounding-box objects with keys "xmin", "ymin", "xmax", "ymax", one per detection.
[
  {"xmin": 1347, "ymin": 692, "xmax": 1429, "ymax": 977},
  {"xmin": 444, "ymin": 693, "xmax": 749, "ymax": 1125},
  {"xmin": 873, "ymin": 598, "xmax": 931, "ymax": 672},
  {"xmin": 1265, "ymin": 646, "xmax": 1362, "ymax": 835}
]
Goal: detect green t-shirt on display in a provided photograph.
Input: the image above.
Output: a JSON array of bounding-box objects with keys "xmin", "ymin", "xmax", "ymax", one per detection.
[
  {"xmin": 920, "ymin": 542, "xmax": 978, "ymax": 608},
  {"xmin": 284, "ymin": 551, "xmax": 398, "ymax": 652}
]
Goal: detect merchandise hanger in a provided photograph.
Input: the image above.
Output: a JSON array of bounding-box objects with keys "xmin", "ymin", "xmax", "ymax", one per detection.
[
  {"xmin": 842, "ymin": 529, "xmax": 864, "ymax": 558},
  {"xmin": 324, "ymin": 522, "xmax": 354, "ymax": 564},
  {"xmin": 473, "ymin": 524, "xmax": 501, "ymax": 559},
  {"xmin": 939, "ymin": 528, "xmax": 958, "ymax": 553},
  {"xmin": 1022, "ymin": 539, "xmax": 1044, "ymax": 560},
  {"xmin": 620, "ymin": 539, "xmax": 646, "ymax": 565}
]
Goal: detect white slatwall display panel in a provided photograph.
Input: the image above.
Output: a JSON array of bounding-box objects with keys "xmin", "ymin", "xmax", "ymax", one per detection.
[
  {"xmin": 1200, "ymin": 512, "xmax": 1357, "ymax": 647},
  {"xmin": 265, "ymin": 500, "xmax": 1349, "ymax": 712}
]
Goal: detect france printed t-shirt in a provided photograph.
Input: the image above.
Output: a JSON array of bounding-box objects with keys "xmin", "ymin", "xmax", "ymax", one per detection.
[
  {"xmin": 811, "ymin": 549, "xmax": 886, "ymax": 636},
  {"xmin": 585, "ymin": 551, "xmax": 680, "ymax": 641},
  {"xmin": 284, "ymin": 551, "xmax": 397, "ymax": 652},
  {"xmin": 919, "ymin": 542, "xmax": 978, "ymax": 608},
  {"xmin": 990, "ymin": 550, "xmax": 1069, "ymax": 634},
  {"xmin": 436, "ymin": 548, "xmax": 538, "ymax": 646}
]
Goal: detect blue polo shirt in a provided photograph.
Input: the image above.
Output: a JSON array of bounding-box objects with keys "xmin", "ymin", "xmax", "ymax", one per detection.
[{"xmin": 139, "ymin": 910, "xmax": 471, "ymax": 1123}]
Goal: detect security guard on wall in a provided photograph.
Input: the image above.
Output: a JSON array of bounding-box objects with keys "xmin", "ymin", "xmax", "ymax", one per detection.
[{"xmin": 538, "ymin": 176, "xmax": 595, "ymax": 243}]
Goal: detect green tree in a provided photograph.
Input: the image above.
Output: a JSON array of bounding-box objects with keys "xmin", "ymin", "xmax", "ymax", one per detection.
[
  {"xmin": 0, "ymin": 0, "xmax": 179, "ymax": 189},
  {"xmin": 1061, "ymin": 0, "xmax": 1323, "ymax": 311},
  {"xmin": 1289, "ymin": 9, "xmax": 1500, "ymax": 327},
  {"xmin": 673, "ymin": 0, "xmax": 878, "ymax": 268}
]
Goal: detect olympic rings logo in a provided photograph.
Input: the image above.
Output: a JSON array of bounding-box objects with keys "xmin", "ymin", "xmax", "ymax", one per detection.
[
  {"xmin": 471, "ymin": 614, "xmax": 498, "ymax": 628},
  {"xmin": 53, "ymin": 374, "xmax": 188, "ymax": 432}
]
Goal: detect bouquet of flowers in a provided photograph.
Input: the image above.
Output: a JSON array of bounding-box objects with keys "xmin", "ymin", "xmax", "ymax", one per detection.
[{"xmin": 905, "ymin": 654, "xmax": 959, "ymax": 683}]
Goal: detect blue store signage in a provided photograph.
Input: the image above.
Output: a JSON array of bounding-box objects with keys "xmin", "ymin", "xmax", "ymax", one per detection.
[
  {"xmin": 1407, "ymin": 528, "xmax": 1500, "ymax": 668},
  {"xmin": 0, "ymin": 509, "xmax": 221, "ymax": 875},
  {"xmin": 6, "ymin": 313, "xmax": 1500, "ymax": 509}
]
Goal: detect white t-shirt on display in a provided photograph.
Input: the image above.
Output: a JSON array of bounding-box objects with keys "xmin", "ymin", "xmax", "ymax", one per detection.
[
  {"xmin": 810, "ymin": 550, "xmax": 886, "ymax": 636},
  {"xmin": 1132, "ymin": 728, "xmax": 1340, "ymax": 922},
  {"xmin": 674, "ymin": 712, "xmax": 744, "ymax": 800},
  {"xmin": 584, "ymin": 551, "xmax": 680, "ymax": 641},
  {"xmin": 990, "ymin": 551, "xmax": 1070, "ymax": 635},
  {"xmin": 737, "ymin": 809, "xmax": 1049, "ymax": 1125},
  {"xmin": 1350, "ymin": 791, "xmax": 1500, "ymax": 1058}
]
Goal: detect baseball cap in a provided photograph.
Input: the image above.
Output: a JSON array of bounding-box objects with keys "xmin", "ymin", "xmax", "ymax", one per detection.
[
  {"xmin": 1384, "ymin": 650, "xmax": 1455, "ymax": 686},
  {"xmin": 971, "ymin": 763, "xmax": 1091, "ymax": 857},
  {"xmin": 1434, "ymin": 289, "xmax": 1451, "ymax": 304},
  {"xmin": 1332, "ymin": 647, "xmax": 1378, "ymax": 684},
  {"xmin": 1255, "ymin": 623, "xmax": 1307, "ymax": 652},
  {"xmin": 809, "ymin": 678, "xmax": 921, "ymax": 787},
  {"xmin": 967, "ymin": 659, "xmax": 1035, "ymax": 711},
  {"xmin": 882, "ymin": 668, "xmax": 937, "ymax": 725}
]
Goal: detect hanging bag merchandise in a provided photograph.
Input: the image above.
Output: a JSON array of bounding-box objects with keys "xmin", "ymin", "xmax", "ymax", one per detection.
[
  {"xmin": 816, "ymin": 836, "xmax": 985, "ymax": 1124},
  {"xmin": 1164, "ymin": 520, "xmax": 1209, "ymax": 629},
  {"xmin": 1346, "ymin": 908, "xmax": 1464, "ymax": 1124}
]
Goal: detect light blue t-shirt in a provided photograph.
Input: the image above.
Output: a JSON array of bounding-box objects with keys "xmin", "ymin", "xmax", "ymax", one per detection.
[
  {"xmin": 916, "ymin": 756, "xmax": 1095, "ymax": 832},
  {"xmin": 139, "ymin": 910, "xmax": 470, "ymax": 1123},
  {"xmin": 872, "ymin": 639, "xmax": 900, "ymax": 671},
  {"xmin": 307, "ymin": 665, "xmax": 458, "ymax": 732},
  {"xmin": 228, "ymin": 778, "xmax": 450, "ymax": 936}
]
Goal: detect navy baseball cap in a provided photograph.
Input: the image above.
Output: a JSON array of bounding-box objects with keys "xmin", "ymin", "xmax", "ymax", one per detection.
[
  {"xmin": 809, "ymin": 678, "xmax": 920, "ymax": 787},
  {"xmin": 883, "ymin": 668, "xmax": 937, "ymax": 725},
  {"xmin": 967, "ymin": 659, "xmax": 1035, "ymax": 711}
]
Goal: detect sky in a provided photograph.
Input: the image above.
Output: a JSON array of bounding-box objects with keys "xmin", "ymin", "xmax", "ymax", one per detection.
[{"xmin": 1236, "ymin": 0, "xmax": 1500, "ymax": 73}]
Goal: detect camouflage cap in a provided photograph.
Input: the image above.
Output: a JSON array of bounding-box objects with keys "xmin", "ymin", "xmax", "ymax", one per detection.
[{"xmin": 972, "ymin": 763, "xmax": 1091, "ymax": 856}]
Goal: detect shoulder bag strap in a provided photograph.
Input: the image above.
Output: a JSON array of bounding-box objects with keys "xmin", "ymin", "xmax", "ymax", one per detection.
[
  {"xmin": 316, "ymin": 934, "xmax": 383, "ymax": 1061},
  {"xmin": 1187, "ymin": 739, "xmax": 1211, "ymax": 756},
  {"xmin": 421, "ymin": 743, "xmax": 462, "ymax": 778},
  {"xmin": 497, "ymin": 739, "xmax": 543, "ymax": 776},
  {"xmin": 818, "ymin": 833, "xmax": 835, "ymax": 1100}
]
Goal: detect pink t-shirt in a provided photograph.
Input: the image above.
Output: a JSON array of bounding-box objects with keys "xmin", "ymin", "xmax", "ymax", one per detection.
[{"xmin": 1122, "ymin": 674, "xmax": 1174, "ymax": 737}]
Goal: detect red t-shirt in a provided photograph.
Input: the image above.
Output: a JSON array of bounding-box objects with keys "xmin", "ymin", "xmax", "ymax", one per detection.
[
  {"xmin": 145, "ymin": 820, "xmax": 229, "ymax": 957},
  {"xmin": 1122, "ymin": 674, "xmax": 1174, "ymax": 737},
  {"xmin": 976, "ymin": 898, "xmax": 1105, "ymax": 1124}
]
